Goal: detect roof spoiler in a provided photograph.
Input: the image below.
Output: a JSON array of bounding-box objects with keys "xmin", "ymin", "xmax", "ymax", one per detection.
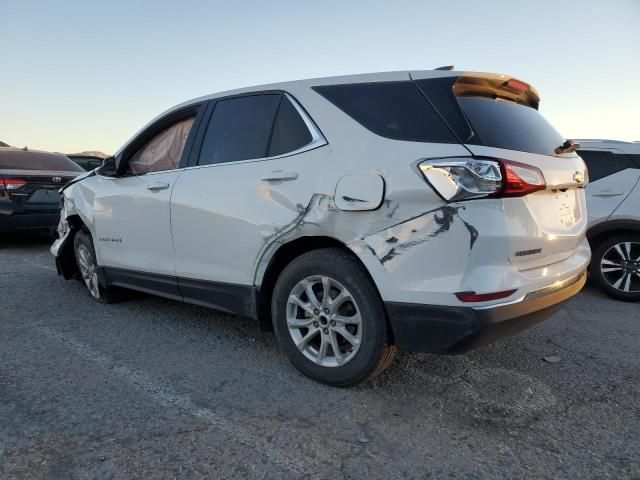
[{"xmin": 454, "ymin": 73, "xmax": 540, "ymax": 109}]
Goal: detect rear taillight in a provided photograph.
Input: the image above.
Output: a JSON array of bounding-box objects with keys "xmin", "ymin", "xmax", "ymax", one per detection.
[
  {"xmin": 0, "ymin": 178, "xmax": 27, "ymax": 191},
  {"xmin": 500, "ymin": 160, "xmax": 545, "ymax": 197},
  {"xmin": 418, "ymin": 157, "xmax": 545, "ymax": 202}
]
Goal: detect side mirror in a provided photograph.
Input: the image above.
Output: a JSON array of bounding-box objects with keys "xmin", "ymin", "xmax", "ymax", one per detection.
[{"xmin": 98, "ymin": 156, "xmax": 117, "ymax": 176}]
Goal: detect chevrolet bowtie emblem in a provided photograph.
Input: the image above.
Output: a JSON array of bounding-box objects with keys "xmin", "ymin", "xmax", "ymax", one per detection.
[{"xmin": 573, "ymin": 171, "xmax": 584, "ymax": 183}]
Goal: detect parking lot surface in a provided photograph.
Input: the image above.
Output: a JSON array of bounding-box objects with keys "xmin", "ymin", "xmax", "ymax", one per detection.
[{"xmin": 1, "ymin": 234, "xmax": 638, "ymax": 479}]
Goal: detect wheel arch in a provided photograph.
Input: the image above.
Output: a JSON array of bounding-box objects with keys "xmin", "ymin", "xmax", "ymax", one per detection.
[
  {"xmin": 254, "ymin": 235, "xmax": 384, "ymax": 333},
  {"xmin": 587, "ymin": 219, "xmax": 640, "ymax": 250}
]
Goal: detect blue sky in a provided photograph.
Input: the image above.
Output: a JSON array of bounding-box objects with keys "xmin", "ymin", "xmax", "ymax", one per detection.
[{"xmin": 1, "ymin": 0, "xmax": 638, "ymax": 154}]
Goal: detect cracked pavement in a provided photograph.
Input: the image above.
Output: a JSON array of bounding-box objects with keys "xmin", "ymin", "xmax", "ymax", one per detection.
[{"xmin": 1, "ymin": 234, "xmax": 639, "ymax": 479}]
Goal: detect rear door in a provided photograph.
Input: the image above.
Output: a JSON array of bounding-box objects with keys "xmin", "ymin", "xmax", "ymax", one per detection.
[
  {"xmin": 414, "ymin": 72, "xmax": 588, "ymax": 270},
  {"xmin": 578, "ymin": 148, "xmax": 640, "ymax": 224},
  {"xmin": 170, "ymin": 92, "xmax": 326, "ymax": 309}
]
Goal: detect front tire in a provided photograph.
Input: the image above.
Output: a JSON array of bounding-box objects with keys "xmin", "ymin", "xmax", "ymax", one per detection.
[
  {"xmin": 73, "ymin": 230, "xmax": 123, "ymax": 303},
  {"xmin": 272, "ymin": 248, "xmax": 396, "ymax": 386},
  {"xmin": 590, "ymin": 233, "xmax": 640, "ymax": 302}
]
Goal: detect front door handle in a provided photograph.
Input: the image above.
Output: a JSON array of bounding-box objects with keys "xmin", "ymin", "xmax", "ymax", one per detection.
[
  {"xmin": 146, "ymin": 182, "xmax": 170, "ymax": 191},
  {"xmin": 261, "ymin": 170, "xmax": 298, "ymax": 182},
  {"xmin": 592, "ymin": 191, "xmax": 623, "ymax": 197}
]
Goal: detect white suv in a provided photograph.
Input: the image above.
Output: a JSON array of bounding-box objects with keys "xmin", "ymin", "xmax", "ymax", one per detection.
[
  {"xmin": 52, "ymin": 70, "xmax": 590, "ymax": 386},
  {"xmin": 577, "ymin": 140, "xmax": 640, "ymax": 301}
]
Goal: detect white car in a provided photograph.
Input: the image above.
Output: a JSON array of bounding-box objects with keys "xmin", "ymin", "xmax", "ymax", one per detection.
[
  {"xmin": 577, "ymin": 140, "xmax": 640, "ymax": 301},
  {"xmin": 52, "ymin": 70, "xmax": 590, "ymax": 386}
]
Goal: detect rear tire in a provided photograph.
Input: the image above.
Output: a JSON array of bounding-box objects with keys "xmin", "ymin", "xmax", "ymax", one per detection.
[
  {"xmin": 272, "ymin": 248, "xmax": 396, "ymax": 386},
  {"xmin": 73, "ymin": 230, "xmax": 124, "ymax": 303},
  {"xmin": 590, "ymin": 233, "xmax": 640, "ymax": 302}
]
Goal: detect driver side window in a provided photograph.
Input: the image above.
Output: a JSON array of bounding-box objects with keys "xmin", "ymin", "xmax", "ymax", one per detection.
[{"xmin": 127, "ymin": 116, "xmax": 195, "ymax": 175}]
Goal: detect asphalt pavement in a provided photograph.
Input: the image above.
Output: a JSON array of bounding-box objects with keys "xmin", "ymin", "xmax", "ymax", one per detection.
[{"xmin": 1, "ymin": 233, "xmax": 638, "ymax": 479}]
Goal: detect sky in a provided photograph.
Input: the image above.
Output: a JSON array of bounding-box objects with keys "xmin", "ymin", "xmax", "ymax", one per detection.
[{"xmin": 0, "ymin": 0, "xmax": 638, "ymax": 154}]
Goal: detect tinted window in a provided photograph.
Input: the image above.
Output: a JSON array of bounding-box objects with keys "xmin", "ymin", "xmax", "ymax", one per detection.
[
  {"xmin": 199, "ymin": 95, "xmax": 281, "ymax": 165},
  {"xmin": 0, "ymin": 150, "xmax": 84, "ymax": 172},
  {"xmin": 578, "ymin": 150, "xmax": 638, "ymax": 182},
  {"xmin": 415, "ymin": 77, "xmax": 476, "ymax": 143},
  {"xmin": 313, "ymin": 82, "xmax": 457, "ymax": 143},
  {"xmin": 268, "ymin": 96, "xmax": 313, "ymax": 156},
  {"xmin": 628, "ymin": 154, "xmax": 640, "ymax": 168},
  {"xmin": 458, "ymin": 97, "xmax": 565, "ymax": 156}
]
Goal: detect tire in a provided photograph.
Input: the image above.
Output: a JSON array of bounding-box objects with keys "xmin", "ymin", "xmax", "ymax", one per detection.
[
  {"xmin": 73, "ymin": 229, "xmax": 124, "ymax": 303},
  {"xmin": 590, "ymin": 233, "xmax": 640, "ymax": 302},
  {"xmin": 272, "ymin": 248, "xmax": 396, "ymax": 386}
]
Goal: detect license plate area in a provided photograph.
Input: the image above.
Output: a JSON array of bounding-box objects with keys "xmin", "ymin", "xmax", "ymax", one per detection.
[{"xmin": 525, "ymin": 189, "xmax": 583, "ymax": 233}]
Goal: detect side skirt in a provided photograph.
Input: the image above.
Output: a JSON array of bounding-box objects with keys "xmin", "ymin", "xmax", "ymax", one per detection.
[{"xmin": 101, "ymin": 267, "xmax": 257, "ymax": 319}]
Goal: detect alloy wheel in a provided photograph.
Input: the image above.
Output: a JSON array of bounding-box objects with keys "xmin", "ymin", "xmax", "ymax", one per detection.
[
  {"xmin": 600, "ymin": 241, "xmax": 640, "ymax": 293},
  {"xmin": 77, "ymin": 243, "xmax": 100, "ymax": 299},
  {"xmin": 286, "ymin": 275, "xmax": 363, "ymax": 367}
]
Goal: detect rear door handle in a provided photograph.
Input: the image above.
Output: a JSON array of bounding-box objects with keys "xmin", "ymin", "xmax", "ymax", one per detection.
[
  {"xmin": 146, "ymin": 182, "xmax": 170, "ymax": 191},
  {"xmin": 261, "ymin": 170, "xmax": 298, "ymax": 182},
  {"xmin": 592, "ymin": 191, "xmax": 623, "ymax": 197}
]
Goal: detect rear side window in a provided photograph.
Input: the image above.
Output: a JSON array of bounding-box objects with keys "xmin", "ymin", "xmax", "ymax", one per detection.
[
  {"xmin": 199, "ymin": 95, "xmax": 281, "ymax": 165},
  {"xmin": 578, "ymin": 150, "xmax": 639, "ymax": 182},
  {"xmin": 268, "ymin": 96, "xmax": 313, "ymax": 156},
  {"xmin": 313, "ymin": 82, "xmax": 457, "ymax": 143},
  {"xmin": 457, "ymin": 97, "xmax": 565, "ymax": 156},
  {"xmin": 0, "ymin": 151, "xmax": 84, "ymax": 172}
]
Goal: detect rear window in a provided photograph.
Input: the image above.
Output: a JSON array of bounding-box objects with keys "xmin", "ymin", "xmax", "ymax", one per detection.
[
  {"xmin": 457, "ymin": 97, "xmax": 565, "ymax": 156},
  {"xmin": 578, "ymin": 150, "xmax": 639, "ymax": 182},
  {"xmin": 313, "ymin": 82, "xmax": 457, "ymax": 143},
  {"xmin": 0, "ymin": 151, "xmax": 84, "ymax": 171}
]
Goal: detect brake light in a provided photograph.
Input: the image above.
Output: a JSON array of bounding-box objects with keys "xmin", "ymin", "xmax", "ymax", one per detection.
[
  {"xmin": 418, "ymin": 157, "xmax": 546, "ymax": 201},
  {"xmin": 456, "ymin": 289, "xmax": 517, "ymax": 303},
  {"xmin": 0, "ymin": 178, "xmax": 27, "ymax": 190},
  {"xmin": 504, "ymin": 79, "xmax": 529, "ymax": 93},
  {"xmin": 500, "ymin": 160, "xmax": 546, "ymax": 197}
]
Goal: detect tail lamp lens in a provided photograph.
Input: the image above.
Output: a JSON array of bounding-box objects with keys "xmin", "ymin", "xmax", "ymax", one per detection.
[
  {"xmin": 500, "ymin": 161, "xmax": 545, "ymax": 197},
  {"xmin": 419, "ymin": 157, "xmax": 545, "ymax": 201},
  {"xmin": 0, "ymin": 178, "xmax": 27, "ymax": 190}
]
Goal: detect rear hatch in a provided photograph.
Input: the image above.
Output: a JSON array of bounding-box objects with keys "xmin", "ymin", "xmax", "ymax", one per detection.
[
  {"xmin": 0, "ymin": 149, "xmax": 83, "ymax": 212},
  {"xmin": 414, "ymin": 71, "xmax": 588, "ymax": 270}
]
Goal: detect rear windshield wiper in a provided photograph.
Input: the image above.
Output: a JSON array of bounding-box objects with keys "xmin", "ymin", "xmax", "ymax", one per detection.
[{"xmin": 555, "ymin": 140, "xmax": 580, "ymax": 155}]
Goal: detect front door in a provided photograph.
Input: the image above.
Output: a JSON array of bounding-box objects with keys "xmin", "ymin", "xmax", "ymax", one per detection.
[{"xmin": 93, "ymin": 114, "xmax": 198, "ymax": 296}]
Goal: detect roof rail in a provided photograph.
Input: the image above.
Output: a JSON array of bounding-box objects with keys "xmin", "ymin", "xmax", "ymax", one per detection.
[{"xmin": 434, "ymin": 65, "xmax": 455, "ymax": 71}]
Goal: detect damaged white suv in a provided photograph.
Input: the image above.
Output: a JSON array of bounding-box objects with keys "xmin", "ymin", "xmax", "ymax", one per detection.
[{"xmin": 52, "ymin": 70, "xmax": 590, "ymax": 386}]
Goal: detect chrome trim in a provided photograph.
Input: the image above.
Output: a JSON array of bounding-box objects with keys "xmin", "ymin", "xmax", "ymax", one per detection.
[
  {"xmin": 523, "ymin": 272, "xmax": 585, "ymax": 302},
  {"xmin": 143, "ymin": 93, "xmax": 328, "ymax": 176},
  {"xmin": 473, "ymin": 271, "xmax": 586, "ymax": 310}
]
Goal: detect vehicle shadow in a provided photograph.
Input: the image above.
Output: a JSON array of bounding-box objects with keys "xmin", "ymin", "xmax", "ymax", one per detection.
[{"xmin": 0, "ymin": 231, "xmax": 54, "ymax": 250}]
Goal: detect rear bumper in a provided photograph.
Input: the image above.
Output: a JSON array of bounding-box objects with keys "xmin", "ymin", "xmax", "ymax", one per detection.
[
  {"xmin": 386, "ymin": 271, "xmax": 587, "ymax": 353},
  {"xmin": 0, "ymin": 212, "xmax": 60, "ymax": 232}
]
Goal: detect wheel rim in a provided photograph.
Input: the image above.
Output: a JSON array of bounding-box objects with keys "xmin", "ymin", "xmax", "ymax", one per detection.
[
  {"xmin": 600, "ymin": 241, "xmax": 640, "ymax": 293},
  {"xmin": 77, "ymin": 243, "xmax": 100, "ymax": 299},
  {"xmin": 286, "ymin": 275, "xmax": 363, "ymax": 367}
]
